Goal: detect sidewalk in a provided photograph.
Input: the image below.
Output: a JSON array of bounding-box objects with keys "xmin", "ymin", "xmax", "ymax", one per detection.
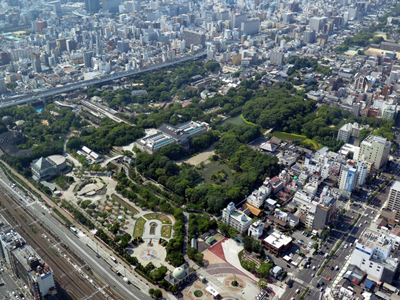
[{"xmin": 77, "ymin": 231, "xmax": 151, "ymax": 293}]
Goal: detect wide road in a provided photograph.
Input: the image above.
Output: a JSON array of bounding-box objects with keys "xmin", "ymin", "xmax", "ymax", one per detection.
[
  {"xmin": 0, "ymin": 50, "xmax": 207, "ymax": 109},
  {"xmin": 0, "ymin": 167, "xmax": 152, "ymax": 300}
]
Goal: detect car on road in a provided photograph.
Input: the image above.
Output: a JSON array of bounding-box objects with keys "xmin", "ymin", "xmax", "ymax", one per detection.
[
  {"xmin": 328, "ymin": 277, "xmax": 331, "ymax": 281},
  {"xmin": 287, "ymin": 280, "xmax": 293, "ymax": 288},
  {"xmin": 311, "ymin": 273, "xmax": 315, "ymax": 277},
  {"xmin": 296, "ymin": 289, "xmax": 300, "ymax": 294},
  {"xmin": 330, "ymin": 266, "xmax": 334, "ymax": 270}
]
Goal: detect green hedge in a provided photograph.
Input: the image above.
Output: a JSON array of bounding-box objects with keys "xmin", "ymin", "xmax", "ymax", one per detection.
[{"xmin": 299, "ymin": 287, "xmax": 309, "ymax": 300}]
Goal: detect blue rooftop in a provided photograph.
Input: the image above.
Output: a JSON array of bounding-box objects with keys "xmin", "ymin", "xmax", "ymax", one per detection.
[
  {"xmin": 154, "ymin": 138, "xmax": 174, "ymax": 148},
  {"xmin": 188, "ymin": 127, "xmax": 203, "ymax": 134},
  {"xmin": 365, "ymin": 280, "xmax": 373, "ymax": 289}
]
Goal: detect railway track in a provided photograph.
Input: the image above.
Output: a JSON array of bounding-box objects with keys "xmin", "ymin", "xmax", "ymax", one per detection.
[{"xmin": 0, "ymin": 193, "xmax": 108, "ymax": 300}]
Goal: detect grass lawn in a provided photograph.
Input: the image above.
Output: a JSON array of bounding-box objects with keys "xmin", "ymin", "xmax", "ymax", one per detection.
[
  {"xmin": 240, "ymin": 114, "xmax": 258, "ymax": 126},
  {"xmin": 161, "ymin": 225, "xmax": 172, "ymax": 238},
  {"xmin": 143, "ymin": 213, "xmax": 172, "ymax": 224},
  {"xmin": 133, "ymin": 217, "xmax": 146, "ymax": 237},
  {"xmin": 273, "ymin": 131, "xmax": 323, "ymax": 150}
]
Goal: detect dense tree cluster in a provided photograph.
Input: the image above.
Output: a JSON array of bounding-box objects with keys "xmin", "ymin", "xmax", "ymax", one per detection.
[
  {"xmin": 188, "ymin": 214, "xmax": 217, "ymax": 239},
  {"xmin": 135, "ymin": 126, "xmax": 279, "ymax": 214},
  {"xmin": 241, "ymin": 84, "xmax": 315, "ymax": 131},
  {"xmin": 88, "ymin": 61, "xmax": 210, "ymax": 109},
  {"xmin": 287, "ymin": 57, "xmax": 331, "ymax": 76},
  {"xmin": 3, "ymin": 104, "xmax": 88, "ymax": 170},
  {"xmin": 67, "ymin": 118, "xmax": 144, "ymax": 153},
  {"xmin": 165, "ymin": 208, "xmax": 185, "ymax": 267}
]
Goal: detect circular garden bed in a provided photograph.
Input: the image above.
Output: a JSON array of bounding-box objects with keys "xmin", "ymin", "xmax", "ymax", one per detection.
[{"xmin": 194, "ymin": 290, "xmax": 203, "ymax": 297}]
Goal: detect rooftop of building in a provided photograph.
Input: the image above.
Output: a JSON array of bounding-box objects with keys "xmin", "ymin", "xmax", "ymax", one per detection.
[
  {"xmin": 229, "ymin": 210, "xmax": 252, "ymax": 224},
  {"xmin": 390, "ymin": 180, "xmax": 400, "ymax": 193},
  {"xmin": 361, "ymin": 135, "xmax": 390, "ymax": 147},
  {"xmin": 0, "ymin": 230, "xmax": 25, "ymax": 250},
  {"xmin": 358, "ymin": 226, "xmax": 392, "ymax": 250},
  {"xmin": 11, "ymin": 244, "xmax": 49, "ymax": 273},
  {"xmin": 263, "ymin": 231, "xmax": 292, "ymax": 249}
]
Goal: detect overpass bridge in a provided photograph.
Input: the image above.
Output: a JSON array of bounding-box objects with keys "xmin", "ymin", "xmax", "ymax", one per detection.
[{"xmin": 0, "ymin": 51, "xmax": 207, "ymax": 109}]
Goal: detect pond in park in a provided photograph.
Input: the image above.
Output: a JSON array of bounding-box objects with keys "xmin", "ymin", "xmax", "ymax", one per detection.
[{"xmin": 199, "ymin": 161, "xmax": 234, "ymax": 186}]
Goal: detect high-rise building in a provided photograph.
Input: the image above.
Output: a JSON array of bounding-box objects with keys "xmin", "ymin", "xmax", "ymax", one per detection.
[
  {"xmin": 337, "ymin": 122, "xmax": 362, "ymax": 143},
  {"xmin": 304, "ymin": 30, "xmax": 315, "ymax": 43},
  {"xmin": 0, "ymin": 77, "xmax": 6, "ymax": 93},
  {"xmin": 56, "ymin": 38, "xmax": 67, "ymax": 52},
  {"xmin": 338, "ymin": 165, "xmax": 357, "ymax": 192},
  {"xmin": 231, "ymin": 13, "xmax": 247, "ymax": 29},
  {"xmin": 83, "ymin": 51, "xmax": 93, "ymax": 68},
  {"xmin": 241, "ymin": 18, "xmax": 260, "ymax": 35},
  {"xmin": 350, "ymin": 224, "xmax": 399, "ymax": 283},
  {"xmin": 66, "ymin": 40, "xmax": 76, "ymax": 53},
  {"xmin": 359, "ymin": 135, "xmax": 391, "ymax": 169},
  {"xmin": 0, "ymin": 220, "xmax": 56, "ymax": 298},
  {"xmin": 386, "ymin": 181, "xmax": 400, "ymax": 220},
  {"xmin": 356, "ymin": 162, "xmax": 368, "ymax": 186},
  {"xmin": 48, "ymin": 1, "xmax": 62, "ymax": 14},
  {"xmin": 309, "ymin": 17, "xmax": 327, "ymax": 32},
  {"xmin": 270, "ymin": 51, "xmax": 284, "ymax": 65},
  {"xmin": 31, "ymin": 53, "xmax": 42, "ymax": 73},
  {"xmin": 182, "ymin": 29, "xmax": 205, "ymax": 47},
  {"xmin": 282, "ymin": 12, "xmax": 293, "ymax": 24},
  {"xmin": 85, "ymin": 0, "xmax": 101, "ymax": 13},
  {"xmin": 117, "ymin": 40, "xmax": 130, "ymax": 53},
  {"xmin": 313, "ymin": 186, "xmax": 337, "ymax": 230},
  {"xmin": 11, "ymin": 244, "xmax": 56, "ymax": 299}
]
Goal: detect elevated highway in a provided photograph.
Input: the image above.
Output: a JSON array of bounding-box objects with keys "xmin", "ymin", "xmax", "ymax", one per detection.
[{"xmin": 1, "ymin": 50, "xmax": 206, "ymax": 109}]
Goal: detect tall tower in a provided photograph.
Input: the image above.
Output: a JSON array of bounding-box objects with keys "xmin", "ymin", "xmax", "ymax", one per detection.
[
  {"xmin": 31, "ymin": 53, "xmax": 42, "ymax": 73},
  {"xmin": 95, "ymin": 26, "xmax": 102, "ymax": 56}
]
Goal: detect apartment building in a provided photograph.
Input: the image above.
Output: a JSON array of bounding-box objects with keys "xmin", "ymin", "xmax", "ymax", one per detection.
[
  {"xmin": 337, "ymin": 122, "xmax": 362, "ymax": 143},
  {"xmin": 221, "ymin": 202, "xmax": 252, "ymax": 233},
  {"xmin": 359, "ymin": 135, "xmax": 391, "ymax": 169},
  {"xmin": 386, "ymin": 181, "xmax": 400, "ymax": 221}
]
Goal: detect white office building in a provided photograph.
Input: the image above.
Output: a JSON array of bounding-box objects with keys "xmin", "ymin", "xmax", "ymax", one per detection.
[{"xmin": 350, "ymin": 224, "xmax": 399, "ymax": 283}]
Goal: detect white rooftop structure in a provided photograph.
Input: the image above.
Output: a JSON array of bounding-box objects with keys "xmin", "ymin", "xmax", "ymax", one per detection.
[{"xmin": 264, "ymin": 232, "xmax": 292, "ymax": 249}]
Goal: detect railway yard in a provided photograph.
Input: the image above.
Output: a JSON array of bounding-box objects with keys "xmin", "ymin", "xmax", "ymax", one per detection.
[{"xmin": 0, "ymin": 190, "xmax": 121, "ymax": 300}]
